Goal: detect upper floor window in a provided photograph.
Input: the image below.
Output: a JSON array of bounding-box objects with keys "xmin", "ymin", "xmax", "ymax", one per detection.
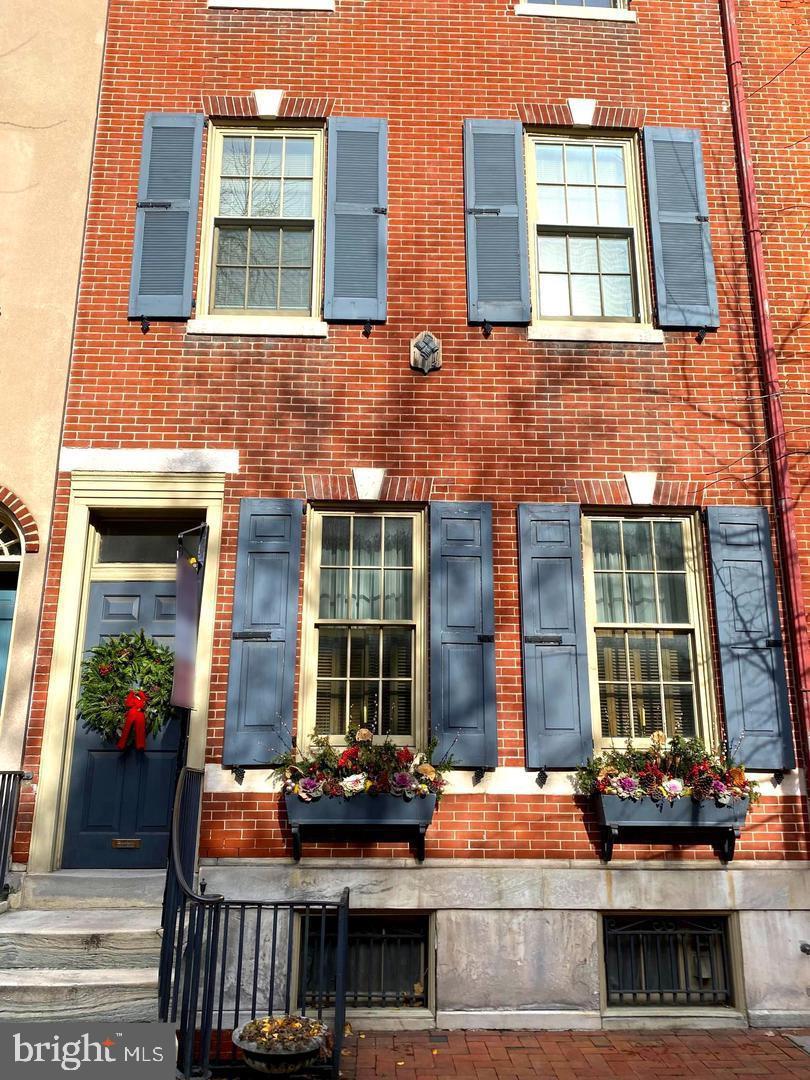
[
  {"xmin": 526, "ymin": 134, "xmax": 650, "ymax": 325},
  {"xmin": 197, "ymin": 125, "xmax": 324, "ymax": 323},
  {"xmin": 582, "ymin": 516, "xmax": 713, "ymax": 748},
  {"xmin": 302, "ymin": 510, "xmax": 426, "ymax": 747}
]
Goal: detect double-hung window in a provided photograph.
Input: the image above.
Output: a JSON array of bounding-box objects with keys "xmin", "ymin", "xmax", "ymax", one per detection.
[
  {"xmin": 526, "ymin": 134, "xmax": 651, "ymax": 325},
  {"xmin": 302, "ymin": 510, "xmax": 426, "ymax": 746},
  {"xmin": 197, "ymin": 125, "xmax": 324, "ymax": 325},
  {"xmin": 583, "ymin": 516, "xmax": 714, "ymax": 747}
]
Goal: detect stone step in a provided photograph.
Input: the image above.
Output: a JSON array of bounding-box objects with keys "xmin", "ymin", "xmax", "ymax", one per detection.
[
  {"xmin": 21, "ymin": 870, "xmax": 166, "ymax": 910},
  {"xmin": 0, "ymin": 968, "xmax": 160, "ymax": 1023},
  {"xmin": 0, "ymin": 908, "xmax": 162, "ymax": 969}
]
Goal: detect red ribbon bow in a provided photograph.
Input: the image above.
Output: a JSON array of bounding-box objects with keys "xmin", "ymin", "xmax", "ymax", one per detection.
[{"xmin": 117, "ymin": 690, "xmax": 149, "ymax": 751}]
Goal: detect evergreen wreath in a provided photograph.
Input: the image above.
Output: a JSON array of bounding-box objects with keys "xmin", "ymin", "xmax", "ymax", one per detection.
[{"xmin": 77, "ymin": 630, "xmax": 176, "ymax": 744}]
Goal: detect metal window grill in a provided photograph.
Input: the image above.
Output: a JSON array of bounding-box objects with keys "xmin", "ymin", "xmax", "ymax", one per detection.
[
  {"xmin": 604, "ymin": 915, "xmax": 732, "ymax": 1006},
  {"xmin": 302, "ymin": 914, "xmax": 429, "ymax": 1009}
]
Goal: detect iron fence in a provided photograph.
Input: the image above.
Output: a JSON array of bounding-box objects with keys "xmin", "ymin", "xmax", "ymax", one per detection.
[
  {"xmin": 160, "ymin": 767, "xmax": 349, "ymax": 1077},
  {"xmin": 0, "ymin": 771, "xmax": 29, "ymax": 899}
]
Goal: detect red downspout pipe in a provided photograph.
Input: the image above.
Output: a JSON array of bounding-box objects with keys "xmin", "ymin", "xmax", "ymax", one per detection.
[{"xmin": 718, "ymin": 0, "xmax": 810, "ymax": 768}]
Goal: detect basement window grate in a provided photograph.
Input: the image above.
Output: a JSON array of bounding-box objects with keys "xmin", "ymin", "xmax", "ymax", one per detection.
[
  {"xmin": 604, "ymin": 915, "xmax": 732, "ymax": 1006},
  {"xmin": 300, "ymin": 913, "xmax": 430, "ymax": 1009}
]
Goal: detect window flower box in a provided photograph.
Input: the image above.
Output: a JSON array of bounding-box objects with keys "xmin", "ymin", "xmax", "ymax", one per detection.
[
  {"xmin": 285, "ymin": 791, "xmax": 437, "ymax": 862},
  {"xmin": 597, "ymin": 792, "xmax": 750, "ymax": 864},
  {"xmin": 575, "ymin": 734, "xmax": 757, "ymax": 864},
  {"xmin": 272, "ymin": 728, "xmax": 449, "ymax": 862}
]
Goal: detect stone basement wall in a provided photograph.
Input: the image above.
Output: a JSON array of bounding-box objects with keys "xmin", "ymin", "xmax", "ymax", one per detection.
[
  {"xmin": 200, "ymin": 862, "xmax": 810, "ymax": 1030},
  {"xmin": 13, "ymin": 0, "xmax": 810, "ymax": 867}
]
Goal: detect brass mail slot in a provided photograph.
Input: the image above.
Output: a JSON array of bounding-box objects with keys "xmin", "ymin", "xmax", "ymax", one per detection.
[{"xmin": 111, "ymin": 838, "xmax": 142, "ymax": 849}]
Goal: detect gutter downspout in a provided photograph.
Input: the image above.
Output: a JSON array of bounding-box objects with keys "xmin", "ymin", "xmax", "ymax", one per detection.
[{"xmin": 718, "ymin": 0, "xmax": 810, "ymax": 771}]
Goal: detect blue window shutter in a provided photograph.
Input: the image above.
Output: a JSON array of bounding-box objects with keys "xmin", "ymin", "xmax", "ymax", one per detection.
[
  {"xmin": 706, "ymin": 506, "xmax": 795, "ymax": 770},
  {"xmin": 429, "ymin": 502, "xmax": 497, "ymax": 768},
  {"xmin": 463, "ymin": 119, "xmax": 530, "ymax": 325},
  {"xmin": 518, "ymin": 504, "xmax": 592, "ymax": 769},
  {"xmin": 324, "ymin": 117, "xmax": 388, "ymax": 322},
  {"xmin": 643, "ymin": 126, "xmax": 720, "ymax": 330},
  {"xmin": 223, "ymin": 499, "xmax": 303, "ymax": 767},
  {"xmin": 128, "ymin": 112, "xmax": 204, "ymax": 320}
]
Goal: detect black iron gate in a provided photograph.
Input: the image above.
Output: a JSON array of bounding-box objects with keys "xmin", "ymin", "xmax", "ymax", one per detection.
[{"xmin": 159, "ymin": 767, "xmax": 349, "ymax": 1077}]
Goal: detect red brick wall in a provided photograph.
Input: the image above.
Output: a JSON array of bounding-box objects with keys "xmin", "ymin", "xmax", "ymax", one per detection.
[
  {"xmin": 15, "ymin": 0, "xmax": 810, "ymax": 864},
  {"xmin": 736, "ymin": 0, "xmax": 810, "ymax": 613},
  {"xmin": 198, "ymin": 792, "xmax": 809, "ymax": 861}
]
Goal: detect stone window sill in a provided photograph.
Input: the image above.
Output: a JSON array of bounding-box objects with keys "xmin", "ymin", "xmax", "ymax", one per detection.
[
  {"xmin": 208, "ymin": 0, "xmax": 333, "ymax": 9},
  {"xmin": 186, "ymin": 316, "xmax": 329, "ymax": 338},
  {"xmin": 514, "ymin": 4, "xmax": 637, "ymax": 22},
  {"xmin": 528, "ymin": 322, "xmax": 664, "ymax": 344},
  {"xmin": 602, "ymin": 1007, "xmax": 747, "ymax": 1029}
]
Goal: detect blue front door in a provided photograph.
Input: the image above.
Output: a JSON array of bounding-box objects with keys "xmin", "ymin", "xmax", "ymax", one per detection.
[{"xmin": 62, "ymin": 580, "xmax": 179, "ymax": 869}]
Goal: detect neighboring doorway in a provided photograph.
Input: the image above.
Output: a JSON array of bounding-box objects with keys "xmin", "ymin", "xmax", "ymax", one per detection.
[
  {"xmin": 61, "ymin": 518, "xmax": 197, "ymax": 869},
  {"xmin": 0, "ymin": 516, "xmax": 22, "ymax": 714}
]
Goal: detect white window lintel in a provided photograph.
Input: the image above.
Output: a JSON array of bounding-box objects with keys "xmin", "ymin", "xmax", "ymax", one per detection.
[
  {"xmin": 208, "ymin": 0, "xmax": 334, "ymax": 10},
  {"xmin": 515, "ymin": 3, "xmax": 637, "ymax": 22}
]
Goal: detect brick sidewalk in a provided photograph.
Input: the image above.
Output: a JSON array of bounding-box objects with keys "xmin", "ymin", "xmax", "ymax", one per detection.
[{"xmin": 339, "ymin": 1029, "xmax": 810, "ymax": 1079}]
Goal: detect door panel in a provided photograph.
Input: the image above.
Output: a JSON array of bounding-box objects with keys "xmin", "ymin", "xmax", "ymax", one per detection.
[{"xmin": 62, "ymin": 580, "xmax": 178, "ymax": 868}]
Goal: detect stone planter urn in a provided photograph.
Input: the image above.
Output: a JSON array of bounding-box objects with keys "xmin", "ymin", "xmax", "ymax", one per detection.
[
  {"xmin": 285, "ymin": 792, "xmax": 437, "ymax": 862},
  {"xmin": 597, "ymin": 793, "xmax": 750, "ymax": 864},
  {"xmin": 232, "ymin": 1018, "xmax": 327, "ymax": 1076}
]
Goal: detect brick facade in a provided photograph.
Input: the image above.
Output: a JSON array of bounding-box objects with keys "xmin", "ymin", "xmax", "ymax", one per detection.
[{"xmin": 14, "ymin": 0, "xmax": 810, "ymax": 879}]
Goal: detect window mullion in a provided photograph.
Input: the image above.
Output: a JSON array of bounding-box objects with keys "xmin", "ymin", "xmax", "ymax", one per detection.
[
  {"xmin": 346, "ymin": 516, "xmax": 355, "ymax": 728},
  {"xmin": 656, "ymin": 631, "xmax": 668, "ymax": 738},
  {"xmin": 618, "ymin": 520, "xmax": 629, "ymax": 624},
  {"xmin": 624, "ymin": 630, "xmax": 634, "ymax": 739},
  {"xmin": 244, "ymin": 228, "xmax": 252, "ymax": 309},
  {"xmin": 378, "ymin": 625, "xmax": 384, "ymax": 736},
  {"xmin": 595, "ymin": 231, "xmax": 606, "ymax": 319},
  {"xmin": 248, "ymin": 136, "xmax": 256, "ymax": 217},
  {"xmin": 650, "ymin": 518, "xmax": 662, "ymax": 623}
]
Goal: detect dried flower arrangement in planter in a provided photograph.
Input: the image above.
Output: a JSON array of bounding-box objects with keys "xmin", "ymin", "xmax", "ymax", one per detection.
[
  {"xmin": 573, "ymin": 733, "xmax": 759, "ymax": 864},
  {"xmin": 271, "ymin": 729, "xmax": 454, "ymax": 862},
  {"xmin": 232, "ymin": 1015, "xmax": 328, "ymax": 1076},
  {"xmin": 271, "ymin": 727, "xmax": 452, "ymax": 802},
  {"xmin": 573, "ymin": 732, "xmax": 759, "ymax": 805}
]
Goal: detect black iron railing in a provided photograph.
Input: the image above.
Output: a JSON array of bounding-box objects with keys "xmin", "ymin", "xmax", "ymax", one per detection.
[
  {"xmin": 604, "ymin": 915, "xmax": 732, "ymax": 1007},
  {"xmin": 160, "ymin": 767, "xmax": 349, "ymax": 1078},
  {"xmin": 0, "ymin": 771, "xmax": 29, "ymax": 899}
]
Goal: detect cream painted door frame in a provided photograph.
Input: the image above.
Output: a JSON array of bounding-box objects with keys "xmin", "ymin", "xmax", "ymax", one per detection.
[{"xmin": 27, "ymin": 472, "xmax": 225, "ymax": 873}]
